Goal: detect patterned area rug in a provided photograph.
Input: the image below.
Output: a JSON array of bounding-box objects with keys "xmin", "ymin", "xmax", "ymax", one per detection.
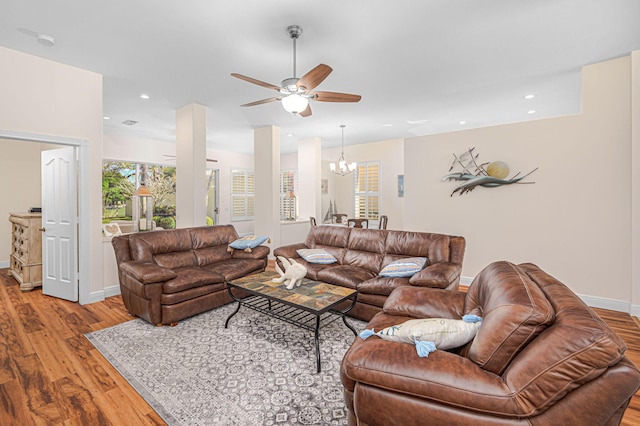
[{"xmin": 85, "ymin": 303, "xmax": 366, "ymax": 426}]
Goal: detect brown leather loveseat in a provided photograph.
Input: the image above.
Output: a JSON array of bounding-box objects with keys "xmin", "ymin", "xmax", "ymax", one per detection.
[
  {"xmin": 340, "ymin": 261, "xmax": 640, "ymax": 425},
  {"xmin": 274, "ymin": 225, "xmax": 465, "ymax": 321},
  {"xmin": 112, "ymin": 225, "xmax": 269, "ymax": 325}
]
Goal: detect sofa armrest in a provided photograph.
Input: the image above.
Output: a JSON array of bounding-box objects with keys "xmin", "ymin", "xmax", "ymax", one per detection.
[
  {"xmin": 273, "ymin": 243, "xmax": 307, "ymax": 259},
  {"xmin": 120, "ymin": 261, "xmax": 177, "ymax": 284},
  {"xmin": 383, "ymin": 286, "xmax": 466, "ymax": 319},
  {"xmin": 232, "ymin": 245, "xmax": 270, "ymax": 260},
  {"xmin": 409, "ymin": 262, "xmax": 461, "ymax": 288}
]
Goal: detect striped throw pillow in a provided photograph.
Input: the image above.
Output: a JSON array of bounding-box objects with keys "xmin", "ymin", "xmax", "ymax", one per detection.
[
  {"xmin": 296, "ymin": 248, "xmax": 338, "ymax": 264},
  {"xmin": 379, "ymin": 257, "xmax": 427, "ymax": 278}
]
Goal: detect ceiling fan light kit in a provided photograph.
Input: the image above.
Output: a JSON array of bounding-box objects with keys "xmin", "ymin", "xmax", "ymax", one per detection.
[
  {"xmin": 231, "ymin": 25, "xmax": 361, "ymax": 117},
  {"xmin": 330, "ymin": 125, "xmax": 357, "ymax": 176}
]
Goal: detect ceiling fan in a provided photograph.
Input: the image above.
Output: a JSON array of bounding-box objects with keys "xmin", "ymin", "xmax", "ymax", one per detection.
[{"xmin": 231, "ymin": 25, "xmax": 361, "ymax": 117}]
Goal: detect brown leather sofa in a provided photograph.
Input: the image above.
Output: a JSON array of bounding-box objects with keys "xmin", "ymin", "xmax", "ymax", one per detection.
[
  {"xmin": 112, "ymin": 225, "xmax": 269, "ymax": 325},
  {"xmin": 341, "ymin": 261, "xmax": 640, "ymax": 425},
  {"xmin": 273, "ymin": 225, "xmax": 465, "ymax": 321}
]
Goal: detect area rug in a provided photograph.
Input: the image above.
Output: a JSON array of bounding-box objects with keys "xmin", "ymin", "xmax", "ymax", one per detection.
[{"xmin": 85, "ymin": 303, "xmax": 366, "ymax": 426}]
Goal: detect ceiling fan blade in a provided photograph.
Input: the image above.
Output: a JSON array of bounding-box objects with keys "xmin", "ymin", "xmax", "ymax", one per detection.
[
  {"xmin": 298, "ymin": 104, "xmax": 312, "ymax": 117},
  {"xmin": 297, "ymin": 64, "xmax": 332, "ymax": 91},
  {"xmin": 312, "ymin": 91, "xmax": 362, "ymax": 103},
  {"xmin": 231, "ymin": 73, "xmax": 281, "ymax": 91},
  {"xmin": 241, "ymin": 97, "xmax": 280, "ymax": 107}
]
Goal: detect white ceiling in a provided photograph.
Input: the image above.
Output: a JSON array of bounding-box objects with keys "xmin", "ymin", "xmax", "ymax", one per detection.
[{"xmin": 1, "ymin": 1, "xmax": 639, "ymax": 154}]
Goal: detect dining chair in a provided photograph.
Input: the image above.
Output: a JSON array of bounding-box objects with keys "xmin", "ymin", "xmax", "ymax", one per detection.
[
  {"xmin": 379, "ymin": 215, "xmax": 388, "ymax": 230},
  {"xmin": 347, "ymin": 218, "xmax": 368, "ymax": 228},
  {"xmin": 332, "ymin": 213, "xmax": 348, "ymax": 224},
  {"xmin": 309, "ymin": 217, "xmax": 317, "ymax": 226}
]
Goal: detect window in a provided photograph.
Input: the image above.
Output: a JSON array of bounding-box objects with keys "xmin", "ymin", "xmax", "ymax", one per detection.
[
  {"xmin": 102, "ymin": 161, "xmax": 177, "ymax": 230},
  {"xmin": 280, "ymin": 169, "xmax": 297, "ymax": 221},
  {"xmin": 231, "ymin": 169, "xmax": 254, "ymax": 221},
  {"xmin": 354, "ymin": 161, "xmax": 380, "ymax": 220}
]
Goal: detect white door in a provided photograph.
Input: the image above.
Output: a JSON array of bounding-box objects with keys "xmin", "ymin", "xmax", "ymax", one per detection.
[{"xmin": 41, "ymin": 147, "xmax": 78, "ymax": 301}]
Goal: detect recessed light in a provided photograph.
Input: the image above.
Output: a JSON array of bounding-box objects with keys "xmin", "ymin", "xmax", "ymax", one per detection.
[
  {"xmin": 459, "ymin": 121, "xmax": 467, "ymax": 125},
  {"xmin": 524, "ymin": 94, "xmax": 535, "ymax": 100},
  {"xmin": 287, "ymin": 133, "xmax": 294, "ymax": 137},
  {"xmin": 528, "ymin": 110, "xmax": 536, "ymax": 114},
  {"xmin": 406, "ymin": 119, "xmax": 429, "ymax": 124},
  {"xmin": 140, "ymin": 94, "xmax": 150, "ymax": 100},
  {"xmin": 102, "ymin": 116, "xmax": 111, "ymax": 120},
  {"xmin": 383, "ymin": 123, "xmax": 392, "ymax": 127},
  {"xmin": 36, "ymin": 34, "xmax": 55, "ymax": 47}
]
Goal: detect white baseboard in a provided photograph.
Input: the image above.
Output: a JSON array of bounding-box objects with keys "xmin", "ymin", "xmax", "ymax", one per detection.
[
  {"xmin": 84, "ymin": 285, "xmax": 121, "ymax": 305},
  {"xmin": 0, "ymin": 260, "xmax": 9, "ymax": 269},
  {"xmin": 104, "ymin": 284, "xmax": 121, "ymax": 298},
  {"xmin": 460, "ymin": 275, "xmax": 636, "ymax": 315}
]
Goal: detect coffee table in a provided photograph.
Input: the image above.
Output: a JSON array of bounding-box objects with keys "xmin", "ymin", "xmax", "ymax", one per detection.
[{"xmin": 225, "ymin": 270, "xmax": 358, "ymax": 373}]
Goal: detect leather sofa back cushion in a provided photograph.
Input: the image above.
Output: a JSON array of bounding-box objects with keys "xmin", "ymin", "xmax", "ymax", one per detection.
[
  {"xmin": 154, "ymin": 251, "xmax": 198, "ymax": 269},
  {"xmin": 461, "ymin": 261, "xmax": 554, "ymax": 375},
  {"xmin": 305, "ymin": 225, "xmax": 350, "ymax": 249},
  {"xmin": 500, "ymin": 263, "xmax": 628, "ymax": 412},
  {"xmin": 194, "ymin": 246, "xmax": 233, "ymax": 266},
  {"xmin": 129, "ymin": 229, "xmax": 192, "ymax": 262},
  {"xmin": 385, "ymin": 231, "xmax": 450, "ymax": 264},
  {"xmin": 190, "ymin": 225, "xmax": 238, "ymax": 249},
  {"xmin": 344, "ymin": 229, "xmax": 386, "ymax": 273}
]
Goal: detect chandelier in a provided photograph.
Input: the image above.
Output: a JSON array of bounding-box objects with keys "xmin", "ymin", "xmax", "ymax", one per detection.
[{"xmin": 330, "ymin": 124, "xmax": 357, "ymax": 176}]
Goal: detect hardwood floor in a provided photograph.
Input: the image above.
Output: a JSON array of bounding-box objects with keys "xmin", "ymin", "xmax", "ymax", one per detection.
[{"xmin": 1, "ymin": 269, "xmax": 639, "ymax": 425}]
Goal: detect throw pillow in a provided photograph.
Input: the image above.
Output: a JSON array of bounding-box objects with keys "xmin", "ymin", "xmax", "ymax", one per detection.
[
  {"xmin": 228, "ymin": 235, "xmax": 270, "ymax": 252},
  {"xmin": 296, "ymin": 248, "xmax": 338, "ymax": 264},
  {"xmin": 379, "ymin": 257, "xmax": 427, "ymax": 278},
  {"xmin": 360, "ymin": 315, "xmax": 482, "ymax": 357}
]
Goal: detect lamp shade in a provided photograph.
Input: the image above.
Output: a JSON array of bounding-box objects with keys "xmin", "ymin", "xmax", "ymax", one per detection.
[
  {"xmin": 281, "ymin": 94, "xmax": 309, "ymax": 113},
  {"xmin": 133, "ymin": 184, "xmax": 153, "ymax": 197}
]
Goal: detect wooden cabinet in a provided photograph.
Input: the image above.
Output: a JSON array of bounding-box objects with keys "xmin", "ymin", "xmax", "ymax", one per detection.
[{"xmin": 8, "ymin": 212, "xmax": 42, "ymax": 291}]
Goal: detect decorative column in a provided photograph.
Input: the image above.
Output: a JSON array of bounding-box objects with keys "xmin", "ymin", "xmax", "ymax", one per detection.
[
  {"xmin": 175, "ymin": 103, "xmax": 207, "ymax": 228},
  {"xmin": 254, "ymin": 125, "xmax": 281, "ymax": 252},
  {"xmin": 297, "ymin": 138, "xmax": 322, "ymax": 221}
]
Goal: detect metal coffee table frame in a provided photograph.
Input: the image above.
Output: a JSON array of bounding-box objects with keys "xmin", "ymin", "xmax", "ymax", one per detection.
[{"xmin": 225, "ymin": 276, "xmax": 358, "ymax": 373}]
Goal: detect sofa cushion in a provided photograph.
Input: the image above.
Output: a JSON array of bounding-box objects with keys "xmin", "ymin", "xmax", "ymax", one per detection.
[
  {"xmin": 203, "ymin": 258, "xmax": 266, "ymax": 281},
  {"xmin": 194, "ymin": 246, "xmax": 233, "ymax": 266},
  {"xmin": 129, "ymin": 228, "xmax": 192, "ymax": 262},
  {"xmin": 305, "ymin": 225, "xmax": 351, "ymax": 249},
  {"xmin": 162, "ymin": 267, "xmax": 225, "ymax": 294},
  {"xmin": 379, "ymin": 257, "xmax": 427, "ymax": 278},
  {"xmin": 190, "ymin": 224, "xmax": 238, "ymax": 249},
  {"xmin": 344, "ymin": 229, "xmax": 386, "ymax": 273},
  {"xmin": 296, "ymin": 248, "xmax": 338, "ymax": 264},
  {"xmin": 154, "ymin": 251, "xmax": 198, "ymax": 269},
  {"xmin": 358, "ymin": 276, "xmax": 411, "ymax": 296},
  {"xmin": 460, "ymin": 261, "xmax": 555, "ymax": 375},
  {"xmin": 318, "ymin": 265, "xmax": 377, "ymax": 290}
]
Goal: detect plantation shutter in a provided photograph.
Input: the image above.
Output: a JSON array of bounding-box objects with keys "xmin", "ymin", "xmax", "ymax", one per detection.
[
  {"xmin": 354, "ymin": 162, "xmax": 380, "ymax": 220},
  {"xmin": 231, "ymin": 169, "xmax": 254, "ymax": 221},
  {"xmin": 280, "ymin": 170, "xmax": 297, "ymax": 221}
]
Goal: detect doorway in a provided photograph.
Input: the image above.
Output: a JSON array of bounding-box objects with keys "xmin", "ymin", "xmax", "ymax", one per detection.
[
  {"xmin": 0, "ymin": 129, "xmax": 90, "ymax": 303},
  {"xmin": 206, "ymin": 168, "xmax": 219, "ymax": 225}
]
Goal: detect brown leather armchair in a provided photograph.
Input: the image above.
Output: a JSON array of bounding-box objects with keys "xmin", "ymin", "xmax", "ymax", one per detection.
[{"xmin": 341, "ymin": 261, "xmax": 640, "ymax": 425}]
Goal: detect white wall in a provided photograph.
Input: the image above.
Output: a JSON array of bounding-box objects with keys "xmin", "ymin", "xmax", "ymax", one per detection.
[
  {"xmin": 0, "ymin": 46, "xmax": 103, "ymax": 298},
  {"xmin": 404, "ymin": 55, "xmax": 634, "ymax": 309}
]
